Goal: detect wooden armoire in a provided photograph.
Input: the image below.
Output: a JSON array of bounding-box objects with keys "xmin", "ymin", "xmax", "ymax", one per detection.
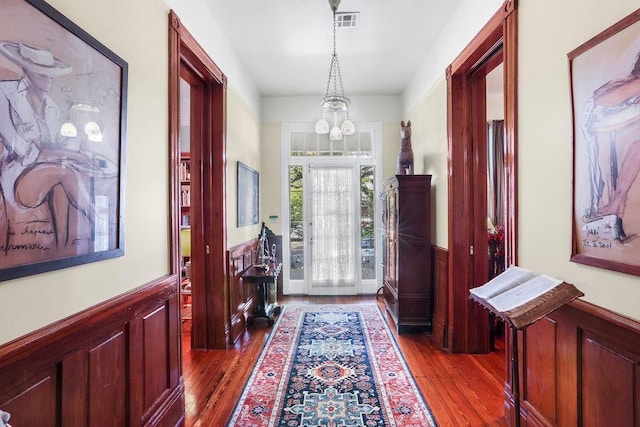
[{"xmin": 382, "ymin": 175, "xmax": 433, "ymax": 333}]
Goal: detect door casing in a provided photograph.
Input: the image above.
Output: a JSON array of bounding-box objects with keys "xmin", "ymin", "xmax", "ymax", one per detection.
[
  {"xmin": 446, "ymin": 0, "xmax": 518, "ymax": 354},
  {"xmin": 169, "ymin": 11, "xmax": 228, "ymax": 349}
]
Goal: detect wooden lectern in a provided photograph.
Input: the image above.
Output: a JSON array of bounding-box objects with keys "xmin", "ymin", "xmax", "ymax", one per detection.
[{"xmin": 469, "ymin": 266, "xmax": 584, "ymax": 427}]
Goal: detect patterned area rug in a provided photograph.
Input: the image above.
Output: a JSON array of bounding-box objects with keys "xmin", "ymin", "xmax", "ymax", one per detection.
[{"xmin": 227, "ymin": 303, "xmax": 437, "ymax": 426}]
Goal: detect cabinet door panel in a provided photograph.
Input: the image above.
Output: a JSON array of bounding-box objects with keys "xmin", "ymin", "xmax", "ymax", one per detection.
[{"xmin": 382, "ymin": 175, "xmax": 433, "ymax": 333}]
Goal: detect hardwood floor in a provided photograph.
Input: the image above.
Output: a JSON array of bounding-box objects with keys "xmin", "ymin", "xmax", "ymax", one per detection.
[{"xmin": 181, "ymin": 295, "xmax": 507, "ymax": 426}]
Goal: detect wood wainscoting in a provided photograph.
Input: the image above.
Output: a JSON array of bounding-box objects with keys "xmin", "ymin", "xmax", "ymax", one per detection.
[
  {"xmin": 506, "ymin": 299, "xmax": 640, "ymax": 426},
  {"xmin": 227, "ymin": 238, "xmax": 260, "ymax": 344},
  {"xmin": 0, "ymin": 275, "xmax": 183, "ymax": 426},
  {"xmin": 431, "ymin": 246, "xmax": 448, "ymax": 349},
  {"xmin": 429, "ymin": 243, "xmax": 640, "ymax": 425}
]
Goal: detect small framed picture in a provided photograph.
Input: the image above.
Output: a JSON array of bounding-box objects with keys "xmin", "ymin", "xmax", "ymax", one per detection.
[{"xmin": 237, "ymin": 161, "xmax": 259, "ymax": 227}]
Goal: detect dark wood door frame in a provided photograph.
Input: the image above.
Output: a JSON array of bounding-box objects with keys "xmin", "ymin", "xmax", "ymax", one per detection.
[
  {"xmin": 446, "ymin": 0, "xmax": 518, "ymax": 354},
  {"xmin": 169, "ymin": 11, "xmax": 229, "ymax": 349}
]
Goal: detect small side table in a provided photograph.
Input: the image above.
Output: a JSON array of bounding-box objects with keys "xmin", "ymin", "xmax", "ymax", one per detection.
[{"xmin": 242, "ymin": 262, "xmax": 282, "ymax": 326}]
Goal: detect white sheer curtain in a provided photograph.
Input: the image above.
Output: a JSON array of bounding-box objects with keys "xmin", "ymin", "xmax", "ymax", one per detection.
[{"xmin": 310, "ymin": 166, "xmax": 355, "ymax": 285}]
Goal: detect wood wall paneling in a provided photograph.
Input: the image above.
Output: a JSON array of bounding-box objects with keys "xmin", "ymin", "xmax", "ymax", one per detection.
[
  {"xmin": 581, "ymin": 333, "xmax": 635, "ymax": 427},
  {"xmin": 0, "ymin": 275, "xmax": 184, "ymax": 426},
  {"xmin": 227, "ymin": 238, "xmax": 259, "ymax": 344},
  {"xmin": 62, "ymin": 350, "xmax": 88, "ymax": 425},
  {"xmin": 1, "ymin": 369, "xmax": 56, "ymax": 427},
  {"xmin": 431, "ymin": 246, "xmax": 448, "ymax": 348},
  {"xmin": 507, "ymin": 299, "xmax": 640, "ymax": 426},
  {"xmin": 89, "ymin": 331, "xmax": 127, "ymax": 425},
  {"xmin": 143, "ymin": 306, "xmax": 171, "ymax": 409},
  {"xmin": 522, "ymin": 317, "xmax": 557, "ymax": 424}
]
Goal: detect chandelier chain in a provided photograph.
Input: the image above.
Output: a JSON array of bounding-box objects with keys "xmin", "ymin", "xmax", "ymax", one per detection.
[
  {"xmin": 316, "ymin": 0, "xmax": 353, "ymax": 138},
  {"xmin": 323, "ymin": 9, "xmax": 345, "ymax": 100}
]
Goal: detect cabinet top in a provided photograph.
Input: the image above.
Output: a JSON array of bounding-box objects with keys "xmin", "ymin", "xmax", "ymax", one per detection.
[{"xmin": 384, "ymin": 174, "xmax": 432, "ymax": 187}]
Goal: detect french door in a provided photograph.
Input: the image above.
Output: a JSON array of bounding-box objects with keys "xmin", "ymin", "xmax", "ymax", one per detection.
[
  {"xmin": 282, "ymin": 122, "xmax": 382, "ymax": 296},
  {"xmin": 307, "ymin": 165, "xmax": 358, "ymax": 295}
]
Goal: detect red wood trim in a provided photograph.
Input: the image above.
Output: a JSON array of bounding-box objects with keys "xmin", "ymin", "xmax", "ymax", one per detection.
[
  {"xmin": 208, "ymin": 79, "xmax": 229, "ymax": 349},
  {"xmin": 169, "ymin": 11, "xmax": 181, "ymax": 281},
  {"xmin": 169, "ymin": 10, "xmax": 229, "ymax": 349},
  {"xmin": 567, "ymin": 298, "xmax": 640, "ymax": 335},
  {"xmin": 503, "ymin": 9, "xmax": 518, "ymax": 267},
  {"xmin": 446, "ymin": 70, "xmax": 472, "ymax": 353},
  {"xmin": 169, "ymin": 11, "xmax": 224, "ymax": 84},
  {"xmin": 0, "ymin": 275, "xmax": 177, "ymax": 362},
  {"xmin": 450, "ymin": 4, "xmax": 508, "ymax": 74},
  {"xmin": 446, "ymin": 0, "xmax": 518, "ymax": 354}
]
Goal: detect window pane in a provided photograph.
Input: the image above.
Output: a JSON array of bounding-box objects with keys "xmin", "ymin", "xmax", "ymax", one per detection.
[
  {"xmin": 291, "ymin": 132, "xmax": 305, "ymax": 156},
  {"xmin": 360, "ymin": 132, "xmax": 372, "ymax": 156},
  {"xmin": 305, "ymin": 133, "xmax": 318, "ymax": 156},
  {"xmin": 360, "ymin": 166, "xmax": 375, "ymax": 279},
  {"xmin": 289, "ymin": 166, "xmax": 304, "ymax": 280},
  {"xmin": 344, "ymin": 134, "xmax": 358, "ymax": 156},
  {"xmin": 331, "ymin": 138, "xmax": 345, "ymax": 156},
  {"xmin": 318, "ymin": 133, "xmax": 331, "ymax": 156}
]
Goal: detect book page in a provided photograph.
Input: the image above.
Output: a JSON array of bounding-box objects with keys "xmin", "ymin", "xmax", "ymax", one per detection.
[
  {"xmin": 469, "ymin": 266, "xmax": 537, "ymax": 300},
  {"xmin": 488, "ymin": 275, "xmax": 563, "ymax": 313}
]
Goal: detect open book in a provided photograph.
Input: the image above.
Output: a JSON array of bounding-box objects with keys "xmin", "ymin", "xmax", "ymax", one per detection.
[{"xmin": 469, "ymin": 266, "xmax": 584, "ymax": 329}]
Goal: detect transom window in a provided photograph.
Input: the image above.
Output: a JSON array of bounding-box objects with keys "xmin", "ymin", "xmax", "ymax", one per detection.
[{"xmin": 290, "ymin": 132, "xmax": 372, "ymax": 157}]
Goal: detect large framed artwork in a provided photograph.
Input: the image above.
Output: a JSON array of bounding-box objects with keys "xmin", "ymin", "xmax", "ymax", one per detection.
[
  {"xmin": 0, "ymin": 0, "xmax": 127, "ymax": 281},
  {"xmin": 569, "ymin": 9, "xmax": 640, "ymax": 276},
  {"xmin": 237, "ymin": 161, "xmax": 259, "ymax": 227}
]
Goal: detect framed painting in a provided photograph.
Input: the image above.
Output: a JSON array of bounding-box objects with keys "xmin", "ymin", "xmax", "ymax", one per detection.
[
  {"xmin": 569, "ymin": 9, "xmax": 640, "ymax": 276},
  {"xmin": 0, "ymin": 0, "xmax": 127, "ymax": 281},
  {"xmin": 237, "ymin": 161, "xmax": 259, "ymax": 227}
]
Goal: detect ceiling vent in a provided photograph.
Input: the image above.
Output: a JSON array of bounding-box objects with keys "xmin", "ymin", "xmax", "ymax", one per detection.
[{"xmin": 336, "ymin": 12, "xmax": 359, "ymax": 28}]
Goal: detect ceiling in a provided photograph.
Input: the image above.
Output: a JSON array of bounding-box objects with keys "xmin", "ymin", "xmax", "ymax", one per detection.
[{"xmin": 204, "ymin": 0, "xmax": 465, "ymax": 97}]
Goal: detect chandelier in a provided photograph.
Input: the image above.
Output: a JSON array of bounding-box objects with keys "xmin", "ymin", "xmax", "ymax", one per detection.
[{"xmin": 315, "ymin": 0, "xmax": 354, "ymax": 140}]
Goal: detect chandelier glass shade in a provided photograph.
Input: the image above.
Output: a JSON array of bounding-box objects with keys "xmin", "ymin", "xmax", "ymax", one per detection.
[{"xmin": 315, "ymin": 0, "xmax": 354, "ymax": 140}]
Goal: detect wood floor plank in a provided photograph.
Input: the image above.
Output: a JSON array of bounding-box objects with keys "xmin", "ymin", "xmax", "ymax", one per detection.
[{"xmin": 182, "ymin": 296, "xmax": 507, "ymax": 426}]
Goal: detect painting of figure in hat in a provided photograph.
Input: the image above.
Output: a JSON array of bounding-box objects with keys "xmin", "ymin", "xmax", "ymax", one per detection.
[
  {"xmin": 0, "ymin": 0, "xmax": 126, "ymax": 277},
  {"xmin": 571, "ymin": 13, "xmax": 640, "ymax": 274}
]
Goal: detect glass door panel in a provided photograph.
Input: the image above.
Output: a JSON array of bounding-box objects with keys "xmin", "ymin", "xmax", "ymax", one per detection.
[{"xmin": 308, "ymin": 165, "xmax": 358, "ymax": 294}]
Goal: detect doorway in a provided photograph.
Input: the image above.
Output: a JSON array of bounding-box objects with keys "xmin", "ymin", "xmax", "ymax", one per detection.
[
  {"xmin": 446, "ymin": 1, "xmax": 518, "ymax": 354},
  {"xmin": 307, "ymin": 164, "xmax": 359, "ymax": 295},
  {"xmin": 283, "ymin": 123, "xmax": 382, "ymax": 296},
  {"xmin": 169, "ymin": 11, "xmax": 228, "ymax": 349}
]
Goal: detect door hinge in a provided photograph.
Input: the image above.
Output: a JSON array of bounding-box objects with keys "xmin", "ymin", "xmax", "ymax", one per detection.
[
  {"xmin": 470, "ymin": 245, "xmax": 474, "ymax": 255},
  {"xmin": 206, "ymin": 244, "xmax": 210, "ymax": 254}
]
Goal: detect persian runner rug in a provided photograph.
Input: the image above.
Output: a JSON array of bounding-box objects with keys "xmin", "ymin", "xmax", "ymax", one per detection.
[{"xmin": 227, "ymin": 303, "xmax": 437, "ymax": 426}]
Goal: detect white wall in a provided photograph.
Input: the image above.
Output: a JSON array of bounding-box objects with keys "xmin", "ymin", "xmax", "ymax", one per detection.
[
  {"xmin": 518, "ymin": 0, "xmax": 640, "ymax": 320},
  {"xmin": 160, "ymin": 0, "xmax": 265, "ymax": 247},
  {"xmin": 407, "ymin": 79, "xmax": 449, "ymax": 247},
  {"xmin": 404, "ymin": 0, "xmax": 640, "ymax": 322},
  {"xmin": 402, "ymin": 0, "xmax": 504, "ymax": 249},
  {"xmin": 226, "ymin": 89, "xmax": 263, "ymax": 247},
  {"xmin": 0, "ymin": 0, "xmax": 170, "ymax": 344},
  {"xmin": 402, "ymin": 0, "xmax": 504, "ymax": 115},
  {"xmin": 262, "ymin": 95, "xmax": 402, "ymax": 123},
  {"xmin": 161, "ymin": 0, "xmax": 261, "ymax": 119}
]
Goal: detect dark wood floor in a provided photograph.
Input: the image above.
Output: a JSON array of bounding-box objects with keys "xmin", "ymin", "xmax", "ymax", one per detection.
[{"xmin": 181, "ymin": 295, "xmax": 507, "ymax": 426}]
